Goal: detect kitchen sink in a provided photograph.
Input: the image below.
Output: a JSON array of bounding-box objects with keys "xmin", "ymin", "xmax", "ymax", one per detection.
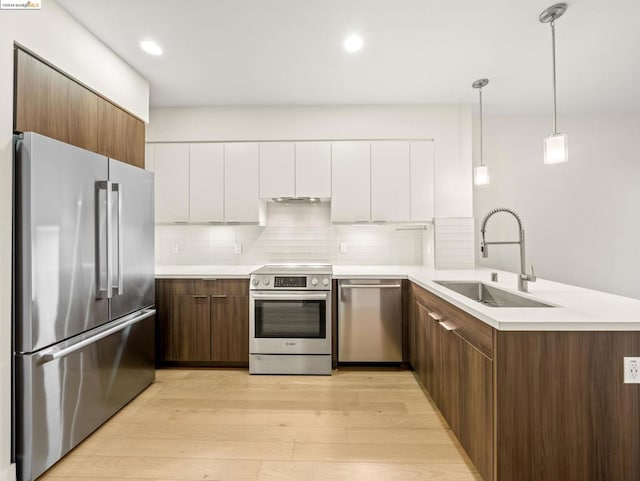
[{"xmin": 434, "ymin": 281, "xmax": 555, "ymax": 308}]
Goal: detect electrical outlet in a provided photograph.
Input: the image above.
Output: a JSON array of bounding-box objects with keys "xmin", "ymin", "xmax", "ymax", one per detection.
[
  {"xmin": 234, "ymin": 242, "xmax": 242, "ymax": 254},
  {"xmin": 624, "ymin": 357, "xmax": 640, "ymax": 384},
  {"xmin": 340, "ymin": 242, "xmax": 348, "ymax": 253},
  {"xmin": 171, "ymin": 242, "xmax": 180, "ymax": 254}
]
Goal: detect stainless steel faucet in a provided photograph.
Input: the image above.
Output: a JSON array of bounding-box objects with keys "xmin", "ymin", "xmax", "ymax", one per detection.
[{"xmin": 480, "ymin": 207, "xmax": 536, "ymax": 292}]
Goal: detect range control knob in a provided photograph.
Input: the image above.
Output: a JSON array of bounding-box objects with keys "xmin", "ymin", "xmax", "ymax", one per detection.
[
  {"xmin": 252, "ymin": 278, "xmax": 259, "ymax": 286},
  {"xmin": 311, "ymin": 278, "xmax": 319, "ymax": 286},
  {"xmin": 263, "ymin": 278, "xmax": 270, "ymax": 285},
  {"xmin": 322, "ymin": 278, "xmax": 330, "ymax": 286}
]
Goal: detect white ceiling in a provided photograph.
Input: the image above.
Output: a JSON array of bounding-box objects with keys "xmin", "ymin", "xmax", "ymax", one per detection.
[{"xmin": 57, "ymin": 0, "xmax": 640, "ymax": 115}]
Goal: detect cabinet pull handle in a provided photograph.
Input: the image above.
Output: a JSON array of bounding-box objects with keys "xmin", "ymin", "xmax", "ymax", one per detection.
[
  {"xmin": 210, "ymin": 294, "xmax": 228, "ymax": 298},
  {"xmin": 428, "ymin": 311, "xmax": 443, "ymax": 321},
  {"xmin": 201, "ymin": 278, "xmax": 218, "ymax": 281},
  {"xmin": 438, "ymin": 320, "xmax": 457, "ymax": 331},
  {"xmin": 191, "ymin": 295, "xmax": 208, "ymax": 298}
]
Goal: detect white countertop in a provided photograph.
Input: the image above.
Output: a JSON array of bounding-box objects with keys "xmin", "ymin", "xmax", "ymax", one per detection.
[
  {"xmin": 156, "ymin": 264, "xmax": 259, "ymax": 279},
  {"xmin": 156, "ymin": 264, "xmax": 640, "ymax": 331}
]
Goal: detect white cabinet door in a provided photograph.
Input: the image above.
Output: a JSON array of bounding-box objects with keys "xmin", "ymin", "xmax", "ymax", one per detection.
[
  {"xmin": 371, "ymin": 141, "xmax": 411, "ymax": 222},
  {"xmin": 410, "ymin": 141, "xmax": 435, "ymax": 221},
  {"xmin": 189, "ymin": 143, "xmax": 224, "ymax": 222},
  {"xmin": 224, "ymin": 143, "xmax": 259, "ymax": 222},
  {"xmin": 331, "ymin": 141, "xmax": 371, "ymax": 222},
  {"xmin": 259, "ymin": 142, "xmax": 295, "ymax": 198},
  {"xmin": 295, "ymin": 142, "xmax": 331, "ymax": 198},
  {"xmin": 154, "ymin": 143, "xmax": 189, "ymax": 223}
]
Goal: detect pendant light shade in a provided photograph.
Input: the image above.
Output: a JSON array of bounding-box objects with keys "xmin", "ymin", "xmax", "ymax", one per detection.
[
  {"xmin": 540, "ymin": 3, "xmax": 568, "ymax": 164},
  {"xmin": 472, "ymin": 78, "xmax": 490, "ymax": 186},
  {"xmin": 543, "ymin": 133, "xmax": 568, "ymax": 165},
  {"xmin": 473, "ymin": 165, "xmax": 490, "ymax": 185}
]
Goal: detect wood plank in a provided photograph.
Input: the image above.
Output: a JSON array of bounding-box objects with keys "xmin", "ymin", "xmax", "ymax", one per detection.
[
  {"xmin": 144, "ymin": 397, "xmax": 409, "ymax": 413},
  {"xmin": 258, "ymin": 460, "xmax": 482, "ymax": 481},
  {"xmin": 267, "ymin": 410, "xmax": 444, "ymax": 428},
  {"xmin": 74, "ymin": 436, "xmax": 294, "ymax": 461},
  {"xmin": 121, "ymin": 422, "xmax": 348, "ymax": 444},
  {"xmin": 346, "ymin": 427, "xmax": 454, "ymax": 444},
  {"xmin": 292, "ymin": 441, "xmax": 465, "ymax": 464},
  {"xmin": 40, "ymin": 455, "xmax": 261, "ymax": 481}
]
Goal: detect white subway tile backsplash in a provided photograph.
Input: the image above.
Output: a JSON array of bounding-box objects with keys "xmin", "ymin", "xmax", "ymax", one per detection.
[
  {"xmin": 434, "ymin": 217, "xmax": 476, "ymax": 269},
  {"xmin": 156, "ymin": 202, "xmax": 424, "ymax": 266}
]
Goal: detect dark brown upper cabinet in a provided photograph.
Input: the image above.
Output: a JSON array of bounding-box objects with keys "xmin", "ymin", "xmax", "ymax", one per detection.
[{"xmin": 14, "ymin": 47, "xmax": 145, "ymax": 168}]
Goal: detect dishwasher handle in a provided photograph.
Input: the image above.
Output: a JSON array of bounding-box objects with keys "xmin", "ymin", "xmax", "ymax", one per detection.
[{"xmin": 340, "ymin": 284, "xmax": 401, "ymax": 289}]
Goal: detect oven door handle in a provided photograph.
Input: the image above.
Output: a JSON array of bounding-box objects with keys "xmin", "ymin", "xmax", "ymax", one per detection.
[{"xmin": 251, "ymin": 293, "xmax": 328, "ymax": 301}]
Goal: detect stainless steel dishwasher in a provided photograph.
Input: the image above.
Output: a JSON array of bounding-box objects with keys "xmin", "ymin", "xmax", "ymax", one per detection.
[{"xmin": 338, "ymin": 279, "xmax": 403, "ymax": 363}]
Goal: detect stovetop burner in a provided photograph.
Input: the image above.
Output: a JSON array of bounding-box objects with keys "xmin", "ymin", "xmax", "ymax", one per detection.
[{"xmin": 251, "ymin": 264, "xmax": 332, "ymax": 276}]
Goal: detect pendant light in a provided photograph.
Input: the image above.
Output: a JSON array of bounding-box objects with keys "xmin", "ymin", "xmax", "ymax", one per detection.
[
  {"xmin": 539, "ymin": 3, "xmax": 568, "ymax": 164},
  {"xmin": 472, "ymin": 78, "xmax": 490, "ymax": 186}
]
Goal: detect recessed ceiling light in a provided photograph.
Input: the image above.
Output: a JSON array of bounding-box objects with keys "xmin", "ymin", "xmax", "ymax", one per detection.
[
  {"xmin": 343, "ymin": 34, "xmax": 363, "ymax": 53},
  {"xmin": 140, "ymin": 40, "xmax": 163, "ymax": 56}
]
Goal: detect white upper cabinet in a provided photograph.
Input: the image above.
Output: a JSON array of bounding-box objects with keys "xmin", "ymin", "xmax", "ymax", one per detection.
[
  {"xmin": 259, "ymin": 141, "xmax": 331, "ymax": 199},
  {"xmin": 189, "ymin": 143, "xmax": 224, "ymax": 223},
  {"xmin": 371, "ymin": 141, "xmax": 411, "ymax": 222},
  {"xmin": 331, "ymin": 141, "xmax": 371, "ymax": 222},
  {"xmin": 259, "ymin": 142, "xmax": 295, "ymax": 198},
  {"xmin": 224, "ymin": 143, "xmax": 260, "ymax": 222},
  {"xmin": 410, "ymin": 141, "xmax": 435, "ymax": 221},
  {"xmin": 295, "ymin": 142, "xmax": 332, "ymax": 198},
  {"xmin": 154, "ymin": 143, "xmax": 190, "ymax": 223}
]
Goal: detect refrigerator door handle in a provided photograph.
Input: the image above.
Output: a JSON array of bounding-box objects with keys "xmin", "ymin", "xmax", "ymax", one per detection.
[
  {"xmin": 112, "ymin": 182, "xmax": 124, "ymax": 296},
  {"xmin": 95, "ymin": 180, "xmax": 113, "ymax": 299},
  {"xmin": 37, "ymin": 308, "xmax": 156, "ymax": 363}
]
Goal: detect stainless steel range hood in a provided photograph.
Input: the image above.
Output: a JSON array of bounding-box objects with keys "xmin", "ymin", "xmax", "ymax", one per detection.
[{"xmin": 271, "ymin": 196, "xmax": 324, "ymax": 203}]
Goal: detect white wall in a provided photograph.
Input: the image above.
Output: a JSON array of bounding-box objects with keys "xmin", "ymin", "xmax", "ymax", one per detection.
[
  {"xmin": 0, "ymin": 3, "xmax": 149, "ymax": 480},
  {"xmin": 147, "ymin": 105, "xmax": 473, "ymax": 219},
  {"xmin": 474, "ymin": 114, "xmax": 640, "ymax": 300}
]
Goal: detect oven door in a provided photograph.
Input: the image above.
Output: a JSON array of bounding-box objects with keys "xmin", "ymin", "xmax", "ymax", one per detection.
[{"xmin": 249, "ymin": 291, "xmax": 331, "ymax": 355}]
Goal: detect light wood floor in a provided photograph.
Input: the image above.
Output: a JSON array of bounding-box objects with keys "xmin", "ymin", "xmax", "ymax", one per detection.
[{"xmin": 40, "ymin": 369, "xmax": 482, "ymax": 481}]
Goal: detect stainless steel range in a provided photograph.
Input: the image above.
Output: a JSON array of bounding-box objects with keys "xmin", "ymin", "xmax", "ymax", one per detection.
[{"xmin": 249, "ymin": 264, "xmax": 332, "ymax": 375}]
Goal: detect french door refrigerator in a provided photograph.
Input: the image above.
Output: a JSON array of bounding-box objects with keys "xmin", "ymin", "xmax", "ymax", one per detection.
[{"xmin": 13, "ymin": 132, "xmax": 156, "ymax": 481}]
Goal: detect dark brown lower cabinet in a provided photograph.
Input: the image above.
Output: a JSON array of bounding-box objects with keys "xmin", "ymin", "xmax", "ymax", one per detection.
[
  {"xmin": 156, "ymin": 279, "xmax": 249, "ymax": 366},
  {"xmin": 451, "ymin": 330, "xmax": 493, "ymax": 481},
  {"xmin": 210, "ymin": 294, "xmax": 249, "ymax": 363},
  {"xmin": 410, "ymin": 282, "xmax": 640, "ymax": 481},
  {"xmin": 169, "ymin": 294, "xmax": 211, "ymax": 361},
  {"xmin": 412, "ymin": 285, "xmax": 493, "ymax": 481}
]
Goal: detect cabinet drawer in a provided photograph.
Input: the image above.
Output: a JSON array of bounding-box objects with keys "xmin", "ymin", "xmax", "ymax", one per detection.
[
  {"xmin": 412, "ymin": 283, "xmax": 494, "ymax": 359},
  {"xmin": 208, "ymin": 279, "xmax": 249, "ymax": 296},
  {"xmin": 158, "ymin": 278, "xmax": 249, "ymax": 296}
]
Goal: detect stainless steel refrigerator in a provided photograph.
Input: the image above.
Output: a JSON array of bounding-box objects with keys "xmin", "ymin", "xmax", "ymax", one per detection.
[{"xmin": 13, "ymin": 132, "xmax": 156, "ymax": 481}]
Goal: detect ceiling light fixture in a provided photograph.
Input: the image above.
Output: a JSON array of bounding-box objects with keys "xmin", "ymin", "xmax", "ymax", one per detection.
[
  {"xmin": 344, "ymin": 34, "xmax": 363, "ymax": 53},
  {"xmin": 472, "ymin": 78, "xmax": 490, "ymax": 186},
  {"xmin": 140, "ymin": 40, "xmax": 163, "ymax": 56},
  {"xmin": 539, "ymin": 3, "xmax": 568, "ymax": 165}
]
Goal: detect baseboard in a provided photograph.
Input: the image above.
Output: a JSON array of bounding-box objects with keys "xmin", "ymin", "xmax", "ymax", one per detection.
[{"xmin": 0, "ymin": 463, "xmax": 16, "ymax": 481}]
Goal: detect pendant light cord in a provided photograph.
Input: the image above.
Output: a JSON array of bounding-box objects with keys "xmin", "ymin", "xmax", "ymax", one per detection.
[
  {"xmin": 479, "ymin": 87, "xmax": 484, "ymax": 166},
  {"xmin": 551, "ymin": 20, "xmax": 557, "ymax": 134}
]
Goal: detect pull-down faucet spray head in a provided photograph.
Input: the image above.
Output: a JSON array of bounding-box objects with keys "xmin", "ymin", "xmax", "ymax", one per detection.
[{"xmin": 480, "ymin": 230, "xmax": 489, "ymax": 258}]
